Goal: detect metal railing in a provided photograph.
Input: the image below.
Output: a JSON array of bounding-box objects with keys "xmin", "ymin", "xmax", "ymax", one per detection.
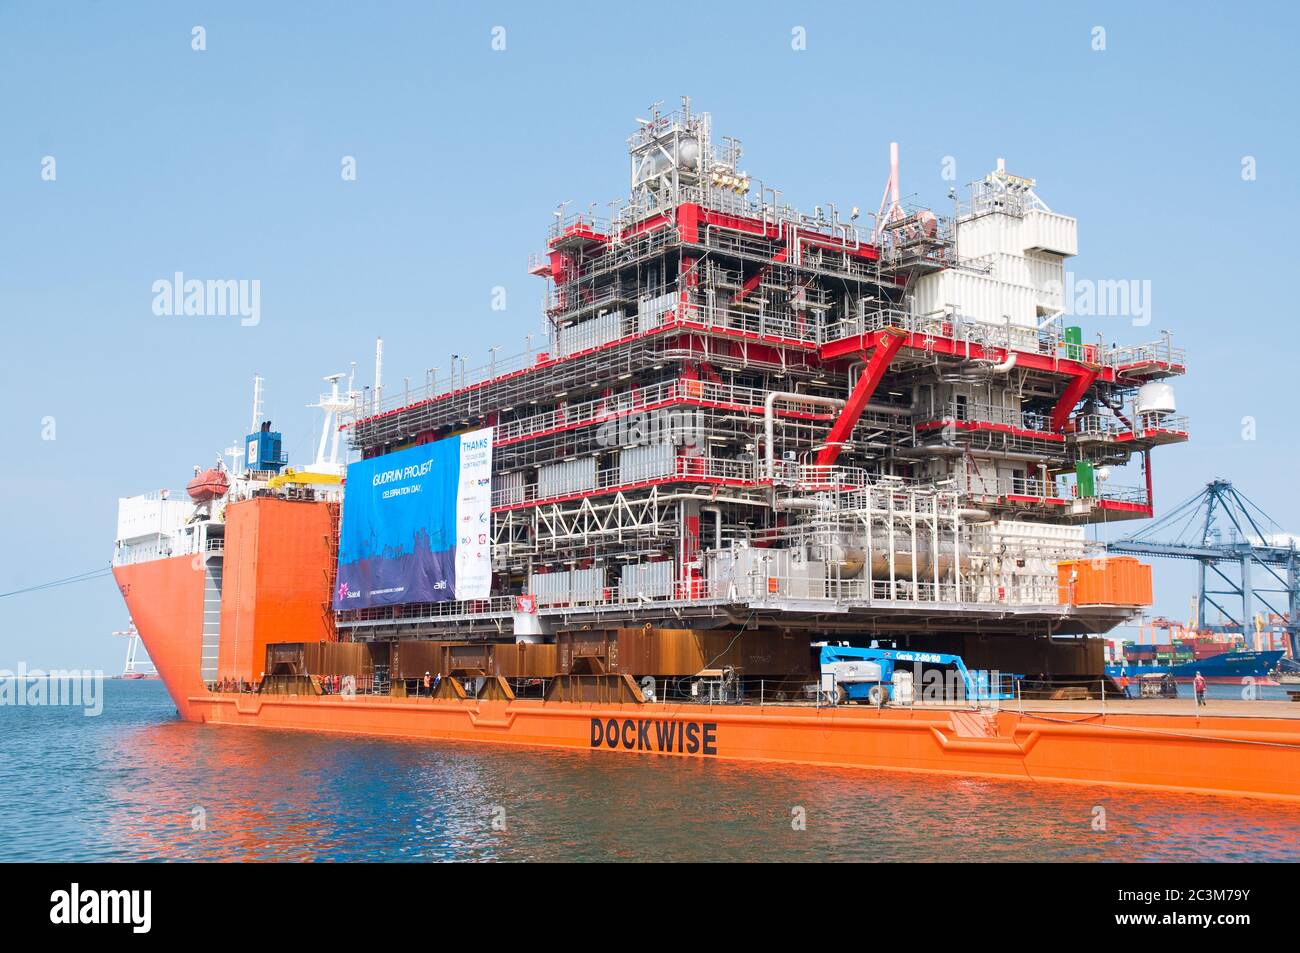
[
  {"xmin": 825, "ymin": 306, "xmax": 1058, "ymax": 353},
  {"xmin": 1073, "ymin": 414, "xmax": 1124, "ymax": 437},
  {"xmin": 339, "ymin": 594, "xmax": 519, "ymax": 624},
  {"xmin": 921, "ymin": 400, "xmax": 1053, "ymax": 433},
  {"xmin": 956, "ymin": 474, "xmax": 1148, "ymax": 508},
  {"xmin": 1134, "ymin": 412, "xmax": 1189, "ymax": 433},
  {"xmin": 112, "ymin": 532, "xmax": 223, "ymax": 566},
  {"xmin": 494, "ymin": 377, "xmax": 838, "ymax": 445},
  {"xmin": 1100, "ymin": 338, "xmax": 1186, "ymax": 370},
  {"xmin": 491, "ymin": 454, "xmax": 758, "ymax": 508},
  {"xmin": 674, "ymin": 300, "xmax": 823, "ymax": 346},
  {"xmin": 1074, "ymin": 413, "xmax": 1189, "ymax": 439},
  {"xmin": 492, "ymin": 456, "xmax": 882, "ymax": 509},
  {"xmin": 343, "ymin": 569, "xmax": 1084, "ymax": 624}
]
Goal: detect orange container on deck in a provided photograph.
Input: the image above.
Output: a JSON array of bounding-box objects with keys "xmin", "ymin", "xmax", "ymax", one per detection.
[{"xmin": 1057, "ymin": 556, "xmax": 1152, "ymax": 606}]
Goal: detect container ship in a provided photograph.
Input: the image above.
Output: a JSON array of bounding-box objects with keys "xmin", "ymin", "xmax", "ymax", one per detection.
[
  {"xmin": 1108, "ymin": 642, "xmax": 1285, "ymax": 684},
  {"xmin": 112, "ymin": 99, "xmax": 1300, "ymax": 802},
  {"xmin": 1106, "ymin": 618, "xmax": 1287, "ymax": 683}
]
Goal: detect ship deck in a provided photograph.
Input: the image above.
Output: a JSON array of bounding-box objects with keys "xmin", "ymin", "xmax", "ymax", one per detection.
[
  {"xmin": 975, "ymin": 697, "xmax": 1300, "ymax": 719},
  {"xmin": 204, "ymin": 688, "xmax": 1300, "ymax": 719}
]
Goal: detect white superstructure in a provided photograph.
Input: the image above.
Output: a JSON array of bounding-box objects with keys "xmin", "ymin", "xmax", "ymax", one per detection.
[{"xmin": 912, "ymin": 161, "xmax": 1079, "ymax": 337}]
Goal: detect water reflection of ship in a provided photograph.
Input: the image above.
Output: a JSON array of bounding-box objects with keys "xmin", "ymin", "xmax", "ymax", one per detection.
[{"xmin": 112, "ymin": 622, "xmax": 159, "ymax": 680}]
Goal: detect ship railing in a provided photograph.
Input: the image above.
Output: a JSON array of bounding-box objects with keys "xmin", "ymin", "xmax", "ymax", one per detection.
[
  {"xmin": 878, "ymin": 206, "xmax": 956, "ymax": 264},
  {"xmin": 113, "ymin": 535, "xmax": 213, "ymax": 566},
  {"xmin": 738, "ymin": 573, "xmax": 1071, "ymax": 610},
  {"xmin": 498, "ymin": 461, "xmax": 961, "ymax": 511},
  {"xmin": 347, "ymin": 275, "xmax": 835, "ymax": 429},
  {"xmin": 826, "ymin": 308, "xmax": 1061, "ymax": 357},
  {"xmin": 494, "ymin": 378, "xmax": 677, "ymax": 442},
  {"xmin": 770, "ymin": 463, "xmax": 871, "ymax": 491},
  {"xmin": 1093, "ymin": 484, "xmax": 1148, "ymax": 505},
  {"xmin": 677, "ymin": 300, "xmax": 822, "ymax": 346},
  {"xmin": 344, "ymin": 534, "xmax": 1103, "ymax": 626},
  {"xmin": 232, "ymin": 674, "xmax": 1284, "ymax": 713},
  {"xmin": 547, "ymin": 216, "xmax": 681, "ymax": 285},
  {"xmin": 210, "ymin": 673, "xmax": 391, "ymax": 696},
  {"xmin": 491, "ymin": 454, "xmax": 761, "ymax": 509},
  {"xmin": 1072, "ymin": 414, "xmax": 1124, "ymax": 438},
  {"xmin": 498, "ymin": 672, "xmax": 1019, "ymax": 710},
  {"xmin": 920, "ymin": 400, "xmax": 1053, "ymax": 433},
  {"xmin": 345, "ymin": 338, "xmax": 558, "ymax": 424},
  {"xmin": 547, "ymin": 210, "xmax": 613, "ymax": 244},
  {"xmin": 1099, "ymin": 337, "xmax": 1186, "ymax": 371},
  {"xmin": 546, "ymin": 281, "xmax": 636, "ymax": 318},
  {"xmin": 495, "ymin": 377, "xmax": 827, "ymax": 445},
  {"xmin": 689, "ymin": 212, "xmax": 881, "ymax": 282},
  {"xmin": 1000, "ymin": 475, "xmax": 1059, "ymax": 499},
  {"xmin": 1134, "ymin": 412, "xmax": 1189, "ymax": 433},
  {"xmin": 1057, "ymin": 480, "xmax": 1148, "ymax": 505},
  {"xmin": 952, "ymin": 474, "xmax": 1055, "ymax": 501},
  {"xmin": 113, "ymin": 542, "xmax": 175, "ymax": 566},
  {"xmin": 337, "ymin": 563, "xmax": 1089, "ymax": 629},
  {"xmin": 338, "ymin": 595, "xmax": 520, "ymax": 624}
]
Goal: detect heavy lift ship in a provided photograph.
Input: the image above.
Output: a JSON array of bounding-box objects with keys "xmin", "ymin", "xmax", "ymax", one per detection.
[{"xmin": 113, "ymin": 99, "xmax": 1300, "ymax": 801}]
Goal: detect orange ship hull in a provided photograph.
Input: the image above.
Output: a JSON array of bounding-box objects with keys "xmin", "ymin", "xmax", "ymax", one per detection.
[
  {"xmin": 113, "ymin": 554, "xmax": 209, "ymax": 720},
  {"xmin": 176, "ymin": 690, "xmax": 1300, "ymax": 803},
  {"xmin": 115, "ymin": 504, "xmax": 1300, "ymax": 805}
]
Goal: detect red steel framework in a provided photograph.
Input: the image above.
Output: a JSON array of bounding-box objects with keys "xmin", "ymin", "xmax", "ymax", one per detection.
[{"xmin": 338, "ymin": 98, "xmax": 1187, "ymax": 642}]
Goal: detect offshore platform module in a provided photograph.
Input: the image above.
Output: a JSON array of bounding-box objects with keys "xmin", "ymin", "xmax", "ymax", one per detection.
[
  {"xmin": 332, "ymin": 96, "xmax": 1185, "ymax": 674},
  {"xmin": 113, "ymin": 100, "xmax": 1300, "ymax": 803}
]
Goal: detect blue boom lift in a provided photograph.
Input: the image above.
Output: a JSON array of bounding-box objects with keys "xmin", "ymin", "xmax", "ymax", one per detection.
[{"xmin": 817, "ymin": 642, "xmax": 1020, "ymax": 705}]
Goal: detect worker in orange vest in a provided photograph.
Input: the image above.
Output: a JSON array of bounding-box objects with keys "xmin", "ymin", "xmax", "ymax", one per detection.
[
  {"xmin": 1193, "ymin": 671, "xmax": 1207, "ymax": 707},
  {"xmin": 1117, "ymin": 671, "xmax": 1130, "ymax": 699}
]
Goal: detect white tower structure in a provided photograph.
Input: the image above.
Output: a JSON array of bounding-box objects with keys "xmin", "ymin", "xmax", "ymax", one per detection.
[
  {"xmin": 912, "ymin": 161, "xmax": 1079, "ymax": 343},
  {"xmin": 306, "ymin": 373, "xmax": 358, "ymax": 476}
]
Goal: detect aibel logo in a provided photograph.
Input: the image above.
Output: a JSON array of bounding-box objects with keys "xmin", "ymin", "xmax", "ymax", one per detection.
[{"xmin": 49, "ymin": 883, "xmax": 151, "ymax": 933}]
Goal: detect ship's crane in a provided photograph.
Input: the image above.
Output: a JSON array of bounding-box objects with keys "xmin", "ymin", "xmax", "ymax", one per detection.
[{"xmin": 1108, "ymin": 480, "xmax": 1299, "ymax": 656}]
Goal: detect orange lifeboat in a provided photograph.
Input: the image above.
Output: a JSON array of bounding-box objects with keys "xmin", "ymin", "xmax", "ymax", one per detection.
[{"xmin": 187, "ymin": 467, "xmax": 229, "ymax": 503}]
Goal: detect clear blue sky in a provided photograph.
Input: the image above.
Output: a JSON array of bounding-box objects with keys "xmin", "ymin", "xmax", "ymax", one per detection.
[{"xmin": 2, "ymin": 2, "xmax": 1297, "ymax": 670}]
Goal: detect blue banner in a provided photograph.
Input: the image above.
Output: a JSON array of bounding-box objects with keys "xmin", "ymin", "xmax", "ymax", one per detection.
[{"xmin": 333, "ymin": 429, "xmax": 493, "ymax": 609}]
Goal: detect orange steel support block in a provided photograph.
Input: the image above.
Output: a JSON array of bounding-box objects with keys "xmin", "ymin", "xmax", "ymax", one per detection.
[
  {"xmin": 1058, "ymin": 557, "xmax": 1153, "ymax": 606},
  {"xmin": 218, "ymin": 498, "xmax": 338, "ymax": 683}
]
